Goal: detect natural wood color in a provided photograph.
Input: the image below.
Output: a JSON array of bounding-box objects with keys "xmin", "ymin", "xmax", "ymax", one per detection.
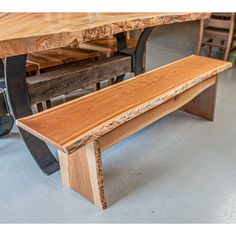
[
  {"xmin": 0, "ymin": 13, "xmax": 210, "ymax": 58},
  {"xmin": 16, "ymin": 55, "xmax": 231, "ymax": 209},
  {"xmin": 58, "ymin": 140, "xmax": 107, "ymax": 209},
  {"xmin": 100, "ymin": 76, "xmax": 216, "ymax": 151},
  {"xmin": 205, "ymin": 18, "xmax": 232, "ymax": 29},
  {"xmin": 211, "ymin": 13, "xmax": 232, "ymax": 18},
  {"xmin": 27, "ymin": 47, "xmax": 99, "ymax": 72},
  {"xmin": 108, "ymin": 78, "xmax": 115, "ymax": 86},
  {"xmin": 197, "ymin": 13, "xmax": 236, "ymax": 60},
  {"xmin": 180, "ymin": 76, "xmax": 217, "ymax": 121},
  {"xmin": 80, "ymin": 38, "xmax": 138, "ymax": 56},
  {"xmin": 26, "ymin": 62, "xmax": 39, "ymax": 73},
  {"xmin": 197, "ymin": 19, "xmax": 205, "ymax": 55},
  {"xmin": 17, "ymin": 55, "xmax": 231, "ymax": 154},
  {"xmin": 80, "ymin": 37, "xmax": 138, "ymax": 87},
  {"xmin": 27, "ymin": 55, "xmax": 131, "ymax": 104}
]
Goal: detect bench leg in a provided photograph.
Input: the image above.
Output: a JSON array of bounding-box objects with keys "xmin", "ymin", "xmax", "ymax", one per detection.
[
  {"xmin": 58, "ymin": 140, "xmax": 107, "ymax": 209},
  {"xmin": 180, "ymin": 76, "xmax": 218, "ymax": 121}
]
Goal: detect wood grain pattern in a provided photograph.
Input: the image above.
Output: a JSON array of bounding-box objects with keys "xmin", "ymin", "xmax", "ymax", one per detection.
[
  {"xmin": 27, "ymin": 47, "xmax": 99, "ymax": 71},
  {"xmin": 17, "ymin": 55, "xmax": 231, "ymax": 153},
  {"xmin": 58, "ymin": 140, "xmax": 107, "ymax": 209},
  {"xmin": 180, "ymin": 76, "xmax": 217, "ymax": 121},
  {"xmin": 100, "ymin": 76, "xmax": 217, "ymax": 151},
  {"xmin": 80, "ymin": 38, "xmax": 138, "ymax": 56},
  {"xmin": 27, "ymin": 55, "xmax": 131, "ymax": 104},
  {"xmin": 0, "ymin": 13, "xmax": 210, "ymax": 58}
]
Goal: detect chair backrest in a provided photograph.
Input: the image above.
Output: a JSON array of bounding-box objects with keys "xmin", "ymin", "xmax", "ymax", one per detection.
[{"xmin": 204, "ymin": 13, "xmax": 235, "ymax": 30}]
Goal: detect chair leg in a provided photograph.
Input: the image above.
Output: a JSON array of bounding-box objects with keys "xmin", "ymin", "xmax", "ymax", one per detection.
[
  {"xmin": 196, "ymin": 19, "xmax": 204, "ymax": 55},
  {"xmin": 94, "ymin": 82, "xmax": 101, "ymax": 91},
  {"xmin": 208, "ymin": 46, "xmax": 212, "ymax": 57},
  {"xmin": 36, "ymin": 103, "xmax": 44, "ymax": 112},
  {"xmin": 180, "ymin": 76, "xmax": 217, "ymax": 121},
  {"xmin": 224, "ymin": 41, "xmax": 233, "ymax": 61},
  {"xmin": 224, "ymin": 13, "xmax": 235, "ymax": 61},
  {"xmin": 46, "ymin": 100, "xmax": 52, "ymax": 109},
  {"xmin": 108, "ymin": 78, "xmax": 115, "ymax": 86},
  {"xmin": 58, "ymin": 140, "xmax": 107, "ymax": 209}
]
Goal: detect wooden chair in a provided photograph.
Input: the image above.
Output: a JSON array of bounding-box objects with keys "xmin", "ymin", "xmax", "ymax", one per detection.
[
  {"xmin": 197, "ymin": 13, "xmax": 236, "ymax": 60},
  {"xmin": 17, "ymin": 55, "xmax": 231, "ymax": 209}
]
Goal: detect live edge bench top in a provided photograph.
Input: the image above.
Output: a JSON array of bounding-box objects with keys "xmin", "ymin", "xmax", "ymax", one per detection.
[{"xmin": 17, "ymin": 55, "xmax": 231, "ymax": 153}]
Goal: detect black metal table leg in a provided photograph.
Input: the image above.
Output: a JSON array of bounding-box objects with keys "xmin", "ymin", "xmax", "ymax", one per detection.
[
  {"xmin": 0, "ymin": 59, "xmax": 4, "ymax": 78},
  {"xmin": 0, "ymin": 59, "xmax": 15, "ymax": 136},
  {"xmin": 116, "ymin": 27, "xmax": 154, "ymax": 77},
  {"xmin": 0, "ymin": 88, "xmax": 14, "ymax": 136},
  {"xmin": 5, "ymin": 55, "xmax": 59, "ymax": 175},
  {"xmin": 133, "ymin": 27, "xmax": 154, "ymax": 75}
]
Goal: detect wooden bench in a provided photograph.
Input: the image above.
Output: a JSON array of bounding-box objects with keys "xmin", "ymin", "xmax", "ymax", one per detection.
[{"xmin": 16, "ymin": 55, "xmax": 231, "ymax": 209}]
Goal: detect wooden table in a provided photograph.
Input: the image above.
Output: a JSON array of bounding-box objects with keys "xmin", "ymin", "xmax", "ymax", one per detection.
[{"xmin": 0, "ymin": 12, "xmax": 210, "ymax": 175}]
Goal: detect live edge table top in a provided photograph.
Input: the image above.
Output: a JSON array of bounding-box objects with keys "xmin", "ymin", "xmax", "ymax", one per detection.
[{"xmin": 0, "ymin": 12, "xmax": 210, "ymax": 58}]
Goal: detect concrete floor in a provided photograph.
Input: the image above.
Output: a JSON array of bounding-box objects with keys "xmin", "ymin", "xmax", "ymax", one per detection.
[{"xmin": 1, "ymin": 21, "xmax": 236, "ymax": 223}]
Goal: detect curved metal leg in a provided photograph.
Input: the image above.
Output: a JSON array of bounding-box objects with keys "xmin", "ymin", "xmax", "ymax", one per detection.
[
  {"xmin": 116, "ymin": 27, "xmax": 154, "ymax": 76},
  {"xmin": 0, "ymin": 59, "xmax": 4, "ymax": 78},
  {"xmin": 133, "ymin": 27, "xmax": 154, "ymax": 75},
  {"xmin": 0, "ymin": 59, "xmax": 15, "ymax": 136},
  {"xmin": 0, "ymin": 88, "xmax": 14, "ymax": 136},
  {"xmin": 5, "ymin": 55, "xmax": 59, "ymax": 175}
]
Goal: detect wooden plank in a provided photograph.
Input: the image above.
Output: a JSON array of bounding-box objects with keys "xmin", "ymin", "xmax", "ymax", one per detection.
[
  {"xmin": 58, "ymin": 140, "xmax": 107, "ymax": 209},
  {"xmin": 204, "ymin": 28, "xmax": 229, "ymax": 41},
  {"xmin": 100, "ymin": 76, "xmax": 217, "ymax": 151},
  {"xmin": 26, "ymin": 62, "xmax": 39, "ymax": 73},
  {"xmin": 81, "ymin": 38, "xmax": 137, "ymax": 54},
  {"xmin": 0, "ymin": 13, "xmax": 210, "ymax": 58},
  {"xmin": 205, "ymin": 18, "xmax": 231, "ymax": 29},
  {"xmin": 180, "ymin": 76, "xmax": 217, "ymax": 121},
  {"xmin": 202, "ymin": 41, "xmax": 226, "ymax": 49},
  {"xmin": 17, "ymin": 55, "xmax": 231, "ymax": 154},
  {"xmin": 211, "ymin": 13, "xmax": 232, "ymax": 18},
  {"xmin": 27, "ymin": 47, "xmax": 99, "ymax": 71},
  {"xmin": 27, "ymin": 55, "xmax": 132, "ymax": 104}
]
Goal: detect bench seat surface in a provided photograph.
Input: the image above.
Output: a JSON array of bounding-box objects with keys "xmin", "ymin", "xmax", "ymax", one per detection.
[{"xmin": 17, "ymin": 55, "xmax": 231, "ymax": 152}]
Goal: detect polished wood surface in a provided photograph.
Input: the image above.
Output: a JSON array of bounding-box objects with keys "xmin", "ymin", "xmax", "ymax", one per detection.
[
  {"xmin": 100, "ymin": 76, "xmax": 217, "ymax": 151},
  {"xmin": 180, "ymin": 76, "xmax": 217, "ymax": 121},
  {"xmin": 17, "ymin": 55, "xmax": 231, "ymax": 153},
  {"xmin": 0, "ymin": 13, "xmax": 210, "ymax": 58},
  {"xmin": 27, "ymin": 47, "xmax": 99, "ymax": 71},
  {"xmin": 58, "ymin": 140, "xmax": 107, "ymax": 209}
]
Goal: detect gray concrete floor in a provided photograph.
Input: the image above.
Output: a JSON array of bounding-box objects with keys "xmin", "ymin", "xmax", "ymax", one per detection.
[{"xmin": 1, "ymin": 21, "xmax": 236, "ymax": 223}]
